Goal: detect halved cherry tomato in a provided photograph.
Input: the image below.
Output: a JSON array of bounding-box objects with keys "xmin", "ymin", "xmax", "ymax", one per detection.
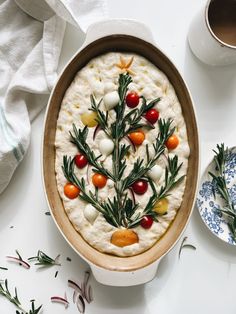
[
  {"xmin": 132, "ymin": 179, "xmax": 148, "ymax": 195},
  {"xmin": 92, "ymin": 173, "xmax": 107, "ymax": 188},
  {"xmin": 140, "ymin": 215, "xmax": 153, "ymax": 229},
  {"xmin": 64, "ymin": 183, "xmax": 80, "ymax": 199},
  {"xmin": 126, "ymin": 92, "xmax": 140, "ymax": 108},
  {"xmin": 153, "ymin": 198, "xmax": 169, "ymax": 214},
  {"xmin": 111, "ymin": 229, "xmax": 139, "ymax": 247},
  {"xmin": 128, "ymin": 130, "xmax": 145, "ymax": 145},
  {"xmin": 145, "ymin": 108, "xmax": 159, "ymax": 124},
  {"xmin": 75, "ymin": 153, "xmax": 88, "ymax": 169},
  {"xmin": 165, "ymin": 134, "xmax": 179, "ymax": 150},
  {"xmin": 81, "ymin": 111, "xmax": 98, "ymax": 127}
]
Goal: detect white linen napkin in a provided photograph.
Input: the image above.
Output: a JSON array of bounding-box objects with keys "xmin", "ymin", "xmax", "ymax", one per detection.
[{"xmin": 0, "ymin": 0, "xmax": 108, "ymax": 194}]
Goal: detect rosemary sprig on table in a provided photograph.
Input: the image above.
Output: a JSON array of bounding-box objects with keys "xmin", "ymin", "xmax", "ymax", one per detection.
[
  {"xmin": 209, "ymin": 143, "xmax": 236, "ymax": 241},
  {"xmin": 28, "ymin": 250, "xmax": 61, "ymax": 267},
  {"xmin": 0, "ymin": 280, "xmax": 42, "ymax": 314},
  {"xmin": 0, "ymin": 279, "xmax": 22, "ymax": 310},
  {"xmin": 16, "ymin": 300, "xmax": 42, "ymax": 314}
]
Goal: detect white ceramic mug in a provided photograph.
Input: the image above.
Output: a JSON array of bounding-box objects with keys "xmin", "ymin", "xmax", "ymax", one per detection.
[{"xmin": 188, "ymin": 0, "xmax": 236, "ymax": 66}]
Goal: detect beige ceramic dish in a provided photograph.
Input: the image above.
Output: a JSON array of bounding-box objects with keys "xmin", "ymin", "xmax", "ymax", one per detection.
[{"xmin": 42, "ymin": 19, "xmax": 199, "ymax": 286}]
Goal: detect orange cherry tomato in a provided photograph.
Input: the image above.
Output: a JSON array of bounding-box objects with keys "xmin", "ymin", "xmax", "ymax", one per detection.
[
  {"xmin": 128, "ymin": 130, "xmax": 145, "ymax": 145},
  {"xmin": 92, "ymin": 173, "xmax": 107, "ymax": 188},
  {"xmin": 64, "ymin": 183, "xmax": 80, "ymax": 199},
  {"xmin": 165, "ymin": 134, "xmax": 179, "ymax": 150}
]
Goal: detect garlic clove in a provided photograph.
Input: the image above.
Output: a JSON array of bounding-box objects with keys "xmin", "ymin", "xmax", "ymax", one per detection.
[
  {"xmin": 147, "ymin": 165, "xmax": 163, "ymax": 181},
  {"xmin": 103, "ymin": 91, "xmax": 120, "ymax": 110},
  {"xmin": 83, "ymin": 204, "xmax": 98, "ymax": 224},
  {"xmin": 98, "ymin": 138, "xmax": 114, "ymax": 156}
]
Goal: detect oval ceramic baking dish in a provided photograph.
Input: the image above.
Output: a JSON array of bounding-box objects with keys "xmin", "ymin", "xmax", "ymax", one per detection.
[{"xmin": 42, "ymin": 19, "xmax": 199, "ymax": 286}]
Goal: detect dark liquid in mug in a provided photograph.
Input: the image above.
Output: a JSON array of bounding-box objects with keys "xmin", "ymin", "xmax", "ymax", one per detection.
[{"xmin": 208, "ymin": 0, "xmax": 236, "ymax": 46}]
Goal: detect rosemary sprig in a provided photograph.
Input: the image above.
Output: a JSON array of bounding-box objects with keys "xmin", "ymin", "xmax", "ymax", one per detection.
[
  {"xmin": 158, "ymin": 155, "xmax": 185, "ymax": 200},
  {"xmin": 90, "ymin": 95, "xmax": 110, "ymax": 137},
  {"xmin": 0, "ymin": 280, "xmax": 42, "ymax": 314},
  {"xmin": 62, "ymin": 156, "xmax": 120, "ymax": 227},
  {"xmin": 69, "ymin": 124, "xmax": 114, "ymax": 180},
  {"xmin": 16, "ymin": 300, "xmax": 42, "ymax": 314},
  {"xmin": 128, "ymin": 156, "xmax": 184, "ymax": 227},
  {"xmin": 122, "ymin": 96, "xmax": 161, "ymax": 136},
  {"xmin": 122, "ymin": 118, "xmax": 175, "ymax": 191},
  {"xmin": 0, "ymin": 279, "xmax": 22, "ymax": 310},
  {"xmin": 28, "ymin": 250, "xmax": 61, "ymax": 267},
  {"xmin": 209, "ymin": 144, "xmax": 236, "ymax": 241},
  {"xmin": 62, "ymin": 72, "xmax": 182, "ymax": 229}
]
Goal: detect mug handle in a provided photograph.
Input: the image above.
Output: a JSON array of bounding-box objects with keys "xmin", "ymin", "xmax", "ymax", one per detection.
[{"xmin": 81, "ymin": 18, "xmax": 155, "ymax": 48}]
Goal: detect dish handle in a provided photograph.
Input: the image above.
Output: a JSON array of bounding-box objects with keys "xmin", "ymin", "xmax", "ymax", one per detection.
[
  {"xmin": 90, "ymin": 259, "xmax": 161, "ymax": 286},
  {"xmin": 82, "ymin": 18, "xmax": 155, "ymax": 48}
]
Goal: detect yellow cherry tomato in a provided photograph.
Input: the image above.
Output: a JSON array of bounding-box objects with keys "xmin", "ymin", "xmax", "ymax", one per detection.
[
  {"xmin": 64, "ymin": 183, "xmax": 80, "ymax": 199},
  {"xmin": 111, "ymin": 229, "xmax": 139, "ymax": 247},
  {"xmin": 81, "ymin": 111, "xmax": 98, "ymax": 127},
  {"xmin": 153, "ymin": 198, "xmax": 169, "ymax": 214},
  {"xmin": 128, "ymin": 130, "xmax": 145, "ymax": 145},
  {"xmin": 165, "ymin": 134, "xmax": 179, "ymax": 150},
  {"xmin": 92, "ymin": 173, "xmax": 107, "ymax": 188}
]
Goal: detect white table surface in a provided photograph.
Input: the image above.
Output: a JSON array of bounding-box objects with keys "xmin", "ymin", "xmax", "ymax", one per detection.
[{"xmin": 1, "ymin": 0, "xmax": 236, "ymax": 313}]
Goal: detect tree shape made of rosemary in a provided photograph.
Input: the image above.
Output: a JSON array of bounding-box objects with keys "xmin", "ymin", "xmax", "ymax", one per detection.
[{"xmin": 62, "ymin": 72, "xmax": 184, "ymax": 247}]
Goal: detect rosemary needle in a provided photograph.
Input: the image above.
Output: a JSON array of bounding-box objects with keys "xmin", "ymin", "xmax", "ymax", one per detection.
[{"xmin": 28, "ymin": 250, "xmax": 61, "ymax": 267}]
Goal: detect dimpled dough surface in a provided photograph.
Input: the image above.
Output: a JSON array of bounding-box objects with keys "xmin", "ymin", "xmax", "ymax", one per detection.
[{"xmin": 55, "ymin": 52, "xmax": 190, "ymax": 257}]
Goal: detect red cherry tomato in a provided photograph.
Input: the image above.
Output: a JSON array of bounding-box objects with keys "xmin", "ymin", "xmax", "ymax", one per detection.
[
  {"xmin": 145, "ymin": 108, "xmax": 159, "ymax": 124},
  {"xmin": 64, "ymin": 183, "xmax": 80, "ymax": 199},
  {"xmin": 75, "ymin": 153, "xmax": 88, "ymax": 169},
  {"xmin": 126, "ymin": 92, "xmax": 140, "ymax": 108},
  {"xmin": 140, "ymin": 215, "xmax": 154, "ymax": 229},
  {"xmin": 132, "ymin": 179, "xmax": 148, "ymax": 195},
  {"xmin": 92, "ymin": 173, "xmax": 107, "ymax": 188}
]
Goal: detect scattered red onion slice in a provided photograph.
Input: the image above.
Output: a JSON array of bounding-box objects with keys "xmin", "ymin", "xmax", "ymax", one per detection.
[
  {"xmin": 68, "ymin": 271, "xmax": 93, "ymax": 312},
  {"xmin": 51, "ymin": 294, "xmax": 69, "ymax": 308},
  {"xmin": 84, "ymin": 271, "xmax": 90, "ymax": 286},
  {"xmin": 141, "ymin": 116, "xmax": 155, "ymax": 129},
  {"xmin": 73, "ymin": 290, "xmax": 79, "ymax": 304},
  {"xmin": 68, "ymin": 279, "xmax": 82, "ymax": 294},
  {"xmin": 76, "ymin": 295, "xmax": 85, "ymax": 313},
  {"xmin": 6, "ymin": 256, "xmax": 30, "ymax": 269},
  {"xmin": 88, "ymin": 285, "xmax": 93, "ymax": 303},
  {"xmin": 93, "ymin": 125, "xmax": 101, "ymax": 141}
]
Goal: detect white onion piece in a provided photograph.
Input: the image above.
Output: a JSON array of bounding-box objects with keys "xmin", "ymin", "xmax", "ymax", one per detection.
[
  {"xmin": 83, "ymin": 205, "xmax": 98, "ymax": 224},
  {"xmin": 98, "ymin": 138, "xmax": 114, "ymax": 155},
  {"xmin": 103, "ymin": 91, "xmax": 119, "ymax": 110},
  {"xmin": 147, "ymin": 165, "xmax": 163, "ymax": 181}
]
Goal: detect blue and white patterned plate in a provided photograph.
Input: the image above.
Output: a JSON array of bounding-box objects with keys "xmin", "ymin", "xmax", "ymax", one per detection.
[{"xmin": 196, "ymin": 147, "xmax": 236, "ymax": 245}]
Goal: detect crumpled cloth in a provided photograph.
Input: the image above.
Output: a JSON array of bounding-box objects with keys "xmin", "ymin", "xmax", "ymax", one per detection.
[{"xmin": 0, "ymin": 0, "xmax": 107, "ymax": 194}]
